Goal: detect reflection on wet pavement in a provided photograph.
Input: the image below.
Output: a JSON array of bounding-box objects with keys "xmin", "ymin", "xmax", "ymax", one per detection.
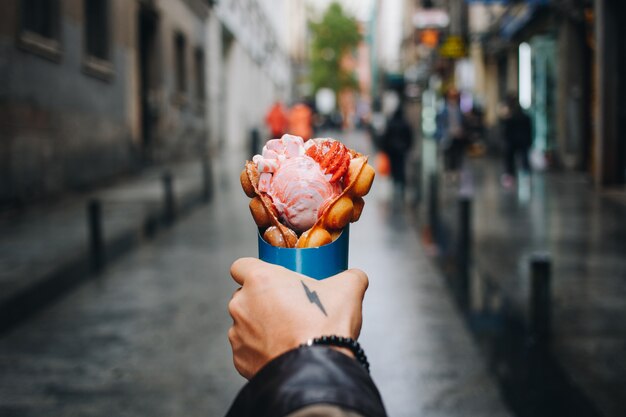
[
  {"xmin": 435, "ymin": 153, "xmax": 626, "ymax": 417},
  {"xmin": 0, "ymin": 130, "xmax": 511, "ymax": 416}
]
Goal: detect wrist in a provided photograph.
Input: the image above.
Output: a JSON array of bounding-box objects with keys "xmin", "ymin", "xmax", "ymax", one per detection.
[
  {"xmin": 300, "ymin": 335, "xmax": 369, "ymax": 373},
  {"xmin": 328, "ymin": 345, "xmax": 356, "ymax": 359}
]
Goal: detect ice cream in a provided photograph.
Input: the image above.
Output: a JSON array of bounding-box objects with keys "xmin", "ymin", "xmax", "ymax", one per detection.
[
  {"xmin": 252, "ymin": 135, "xmax": 341, "ymax": 232},
  {"xmin": 241, "ymin": 134, "xmax": 375, "ymax": 248},
  {"xmin": 268, "ymin": 156, "xmax": 341, "ymax": 232}
]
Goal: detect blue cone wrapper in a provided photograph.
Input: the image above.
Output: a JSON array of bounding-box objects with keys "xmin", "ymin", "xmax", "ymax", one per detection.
[{"xmin": 258, "ymin": 225, "xmax": 349, "ymax": 280}]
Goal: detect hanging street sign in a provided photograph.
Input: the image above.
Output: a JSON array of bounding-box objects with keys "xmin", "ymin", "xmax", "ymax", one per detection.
[
  {"xmin": 412, "ymin": 9, "xmax": 450, "ymax": 29},
  {"xmin": 439, "ymin": 35, "xmax": 467, "ymax": 58}
]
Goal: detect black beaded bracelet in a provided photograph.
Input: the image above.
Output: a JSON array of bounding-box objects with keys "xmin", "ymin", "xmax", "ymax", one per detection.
[{"xmin": 301, "ymin": 335, "xmax": 370, "ymax": 373}]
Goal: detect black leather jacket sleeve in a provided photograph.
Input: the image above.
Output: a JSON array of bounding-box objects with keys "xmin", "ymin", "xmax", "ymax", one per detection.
[{"xmin": 225, "ymin": 346, "xmax": 388, "ymax": 417}]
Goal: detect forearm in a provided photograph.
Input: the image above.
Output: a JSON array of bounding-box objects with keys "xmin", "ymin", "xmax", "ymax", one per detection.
[
  {"xmin": 287, "ymin": 404, "xmax": 365, "ymax": 417},
  {"xmin": 226, "ymin": 346, "xmax": 387, "ymax": 417}
]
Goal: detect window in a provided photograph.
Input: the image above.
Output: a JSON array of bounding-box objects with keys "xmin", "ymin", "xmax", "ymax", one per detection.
[
  {"xmin": 84, "ymin": 0, "xmax": 110, "ymax": 61},
  {"xmin": 18, "ymin": 0, "xmax": 61, "ymax": 61},
  {"xmin": 194, "ymin": 47, "xmax": 206, "ymax": 102},
  {"xmin": 83, "ymin": 0, "xmax": 112, "ymax": 80},
  {"xmin": 21, "ymin": 0, "xmax": 60, "ymax": 39},
  {"xmin": 174, "ymin": 32, "xmax": 187, "ymax": 94}
]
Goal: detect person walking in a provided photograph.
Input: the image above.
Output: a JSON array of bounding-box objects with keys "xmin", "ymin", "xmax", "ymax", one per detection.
[
  {"xmin": 436, "ymin": 89, "xmax": 468, "ymax": 177},
  {"xmin": 500, "ymin": 95, "xmax": 532, "ymax": 188},
  {"xmin": 265, "ymin": 100, "xmax": 289, "ymax": 140},
  {"xmin": 381, "ymin": 107, "xmax": 413, "ymax": 199},
  {"xmin": 288, "ymin": 102, "xmax": 313, "ymax": 141}
]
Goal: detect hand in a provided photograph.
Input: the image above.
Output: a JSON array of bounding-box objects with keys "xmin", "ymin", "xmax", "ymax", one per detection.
[{"xmin": 228, "ymin": 257, "xmax": 369, "ymax": 379}]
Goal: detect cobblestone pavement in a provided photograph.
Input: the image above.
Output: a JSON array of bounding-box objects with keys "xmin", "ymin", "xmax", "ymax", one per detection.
[
  {"xmin": 0, "ymin": 159, "xmax": 209, "ymax": 330},
  {"xmin": 436, "ymin": 151, "xmax": 626, "ymax": 417},
  {"xmin": 0, "ymin": 130, "xmax": 511, "ymax": 417}
]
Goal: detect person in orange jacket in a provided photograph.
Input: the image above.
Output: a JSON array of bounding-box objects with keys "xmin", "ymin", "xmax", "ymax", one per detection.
[
  {"xmin": 265, "ymin": 101, "xmax": 289, "ymax": 139},
  {"xmin": 288, "ymin": 102, "xmax": 313, "ymax": 141}
]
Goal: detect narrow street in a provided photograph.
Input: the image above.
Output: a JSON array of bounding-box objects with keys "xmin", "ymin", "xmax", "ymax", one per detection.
[
  {"xmin": 0, "ymin": 130, "xmax": 511, "ymax": 417},
  {"xmin": 2, "ymin": 1, "xmax": 624, "ymax": 416}
]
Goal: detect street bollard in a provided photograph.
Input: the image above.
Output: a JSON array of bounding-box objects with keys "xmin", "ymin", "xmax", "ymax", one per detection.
[
  {"xmin": 457, "ymin": 196, "xmax": 472, "ymax": 310},
  {"xmin": 201, "ymin": 154, "xmax": 213, "ymax": 202},
  {"xmin": 529, "ymin": 253, "xmax": 552, "ymax": 344},
  {"xmin": 87, "ymin": 199, "xmax": 104, "ymax": 272},
  {"xmin": 409, "ymin": 156, "xmax": 421, "ymax": 206},
  {"xmin": 249, "ymin": 127, "xmax": 260, "ymax": 158},
  {"xmin": 428, "ymin": 171, "xmax": 439, "ymax": 244},
  {"xmin": 162, "ymin": 171, "xmax": 175, "ymax": 225}
]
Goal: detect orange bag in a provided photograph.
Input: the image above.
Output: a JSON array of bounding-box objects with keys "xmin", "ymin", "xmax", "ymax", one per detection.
[{"xmin": 376, "ymin": 152, "xmax": 390, "ymax": 176}]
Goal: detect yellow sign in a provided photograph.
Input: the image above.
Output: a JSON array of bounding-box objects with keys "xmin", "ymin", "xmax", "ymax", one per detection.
[{"xmin": 439, "ymin": 36, "xmax": 466, "ymax": 58}]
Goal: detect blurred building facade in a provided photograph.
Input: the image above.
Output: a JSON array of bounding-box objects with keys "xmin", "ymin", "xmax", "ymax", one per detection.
[
  {"xmin": 215, "ymin": 0, "xmax": 291, "ymax": 150},
  {"xmin": 0, "ymin": 0, "xmax": 293, "ymax": 208},
  {"xmin": 468, "ymin": 0, "xmax": 625, "ymax": 186},
  {"xmin": 400, "ymin": 0, "xmax": 625, "ymax": 187},
  {"xmin": 0, "ymin": 0, "xmax": 211, "ymax": 206},
  {"xmin": 286, "ymin": 0, "xmax": 309, "ymax": 100}
]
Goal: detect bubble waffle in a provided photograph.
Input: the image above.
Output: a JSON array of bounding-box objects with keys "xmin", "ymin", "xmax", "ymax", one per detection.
[{"xmin": 240, "ymin": 135, "xmax": 375, "ymax": 248}]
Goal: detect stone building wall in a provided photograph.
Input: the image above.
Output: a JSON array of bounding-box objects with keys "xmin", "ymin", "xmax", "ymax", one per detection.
[
  {"xmin": 147, "ymin": 0, "xmax": 209, "ymax": 161},
  {"xmin": 0, "ymin": 0, "xmax": 139, "ymax": 205},
  {"xmin": 0, "ymin": 0, "xmax": 211, "ymax": 207}
]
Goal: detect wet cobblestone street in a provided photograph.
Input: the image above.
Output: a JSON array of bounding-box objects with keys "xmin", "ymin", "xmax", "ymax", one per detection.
[
  {"xmin": 0, "ymin": 131, "xmax": 511, "ymax": 416},
  {"xmin": 434, "ymin": 149, "xmax": 626, "ymax": 417}
]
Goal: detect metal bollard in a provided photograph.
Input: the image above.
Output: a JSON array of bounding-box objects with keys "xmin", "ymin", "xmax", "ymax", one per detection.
[
  {"xmin": 87, "ymin": 199, "xmax": 104, "ymax": 272},
  {"xmin": 201, "ymin": 155, "xmax": 213, "ymax": 202},
  {"xmin": 428, "ymin": 171, "xmax": 439, "ymax": 242},
  {"xmin": 249, "ymin": 128, "xmax": 260, "ymax": 158},
  {"xmin": 162, "ymin": 171, "xmax": 175, "ymax": 225},
  {"xmin": 457, "ymin": 196, "xmax": 472, "ymax": 310},
  {"xmin": 412, "ymin": 158, "xmax": 422, "ymax": 205},
  {"xmin": 529, "ymin": 253, "xmax": 552, "ymax": 343}
]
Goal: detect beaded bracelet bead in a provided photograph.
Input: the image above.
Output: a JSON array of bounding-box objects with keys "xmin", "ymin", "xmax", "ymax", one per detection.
[{"xmin": 301, "ymin": 335, "xmax": 370, "ymax": 373}]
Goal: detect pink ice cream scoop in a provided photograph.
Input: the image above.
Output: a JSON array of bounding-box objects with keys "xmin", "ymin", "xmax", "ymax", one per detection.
[{"xmin": 268, "ymin": 155, "xmax": 340, "ymax": 232}]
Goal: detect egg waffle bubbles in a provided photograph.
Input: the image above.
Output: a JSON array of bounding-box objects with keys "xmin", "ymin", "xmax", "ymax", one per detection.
[{"xmin": 240, "ymin": 134, "xmax": 375, "ymax": 279}]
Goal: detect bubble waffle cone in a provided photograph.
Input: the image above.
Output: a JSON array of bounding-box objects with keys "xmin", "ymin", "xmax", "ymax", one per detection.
[
  {"xmin": 240, "ymin": 136, "xmax": 375, "ymax": 248},
  {"xmin": 241, "ymin": 162, "xmax": 298, "ymax": 247}
]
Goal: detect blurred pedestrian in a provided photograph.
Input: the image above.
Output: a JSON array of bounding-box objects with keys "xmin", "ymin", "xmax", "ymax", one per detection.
[
  {"xmin": 500, "ymin": 95, "xmax": 532, "ymax": 188},
  {"xmin": 265, "ymin": 100, "xmax": 289, "ymax": 140},
  {"xmin": 381, "ymin": 107, "xmax": 413, "ymax": 199},
  {"xmin": 288, "ymin": 101, "xmax": 313, "ymax": 141},
  {"xmin": 226, "ymin": 258, "xmax": 387, "ymax": 417},
  {"xmin": 465, "ymin": 103, "xmax": 486, "ymax": 157},
  {"xmin": 368, "ymin": 97, "xmax": 387, "ymax": 151},
  {"xmin": 436, "ymin": 89, "xmax": 468, "ymax": 177}
]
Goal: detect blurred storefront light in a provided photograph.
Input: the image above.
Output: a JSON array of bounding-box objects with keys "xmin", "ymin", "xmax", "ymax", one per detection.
[
  {"xmin": 316, "ymin": 88, "xmax": 336, "ymax": 114},
  {"xmin": 413, "ymin": 8, "xmax": 450, "ymax": 29},
  {"xmin": 519, "ymin": 42, "xmax": 532, "ymax": 109}
]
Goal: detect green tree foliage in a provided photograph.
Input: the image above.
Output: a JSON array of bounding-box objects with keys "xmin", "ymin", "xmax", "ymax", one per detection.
[{"xmin": 309, "ymin": 2, "xmax": 361, "ymax": 94}]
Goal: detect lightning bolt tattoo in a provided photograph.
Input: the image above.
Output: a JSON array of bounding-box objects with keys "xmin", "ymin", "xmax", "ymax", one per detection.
[{"xmin": 301, "ymin": 281, "xmax": 327, "ymax": 316}]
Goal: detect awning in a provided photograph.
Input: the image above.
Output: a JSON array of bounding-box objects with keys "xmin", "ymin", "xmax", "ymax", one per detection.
[{"xmin": 499, "ymin": 4, "xmax": 538, "ymax": 40}]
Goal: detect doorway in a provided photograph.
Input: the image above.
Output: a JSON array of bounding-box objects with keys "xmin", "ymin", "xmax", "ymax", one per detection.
[
  {"xmin": 138, "ymin": 4, "xmax": 159, "ymax": 162},
  {"xmin": 618, "ymin": 3, "xmax": 626, "ymax": 183},
  {"xmin": 530, "ymin": 36, "xmax": 556, "ymax": 155}
]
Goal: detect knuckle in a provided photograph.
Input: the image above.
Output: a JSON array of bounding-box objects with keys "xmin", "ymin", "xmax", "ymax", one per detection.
[
  {"xmin": 227, "ymin": 296, "xmax": 239, "ymax": 318},
  {"xmin": 233, "ymin": 357, "xmax": 248, "ymax": 379},
  {"xmin": 227, "ymin": 326, "xmax": 237, "ymax": 345},
  {"xmin": 346, "ymin": 268, "xmax": 369, "ymax": 290}
]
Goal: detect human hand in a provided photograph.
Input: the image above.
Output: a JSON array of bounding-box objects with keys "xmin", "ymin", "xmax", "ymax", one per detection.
[{"xmin": 227, "ymin": 257, "xmax": 369, "ymax": 379}]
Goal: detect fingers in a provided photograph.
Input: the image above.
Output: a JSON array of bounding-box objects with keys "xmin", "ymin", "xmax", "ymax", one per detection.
[
  {"xmin": 231, "ymin": 257, "xmax": 369, "ymax": 301},
  {"xmin": 230, "ymin": 257, "xmax": 265, "ymax": 286},
  {"xmin": 228, "ymin": 326, "xmax": 252, "ymax": 379},
  {"xmin": 325, "ymin": 268, "xmax": 369, "ymax": 299},
  {"xmin": 231, "ymin": 257, "xmax": 300, "ymax": 286}
]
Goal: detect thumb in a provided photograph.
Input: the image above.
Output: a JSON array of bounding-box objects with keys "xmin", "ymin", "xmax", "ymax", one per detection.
[
  {"xmin": 324, "ymin": 268, "xmax": 369, "ymax": 300},
  {"xmin": 230, "ymin": 257, "xmax": 270, "ymax": 286}
]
